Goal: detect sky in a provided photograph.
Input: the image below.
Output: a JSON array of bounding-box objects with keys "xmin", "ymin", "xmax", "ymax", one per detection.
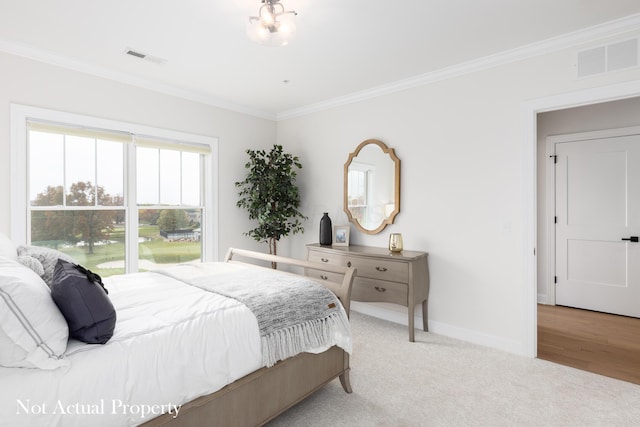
[{"xmin": 29, "ymin": 131, "xmax": 201, "ymax": 206}]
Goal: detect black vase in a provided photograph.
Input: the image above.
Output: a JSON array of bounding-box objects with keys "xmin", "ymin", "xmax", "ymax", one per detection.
[{"xmin": 319, "ymin": 213, "xmax": 332, "ymax": 246}]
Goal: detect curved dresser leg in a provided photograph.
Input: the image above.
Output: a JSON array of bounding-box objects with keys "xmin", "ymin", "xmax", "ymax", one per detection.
[
  {"xmin": 339, "ymin": 369, "xmax": 353, "ymax": 393},
  {"xmin": 422, "ymin": 299, "xmax": 429, "ymax": 332}
]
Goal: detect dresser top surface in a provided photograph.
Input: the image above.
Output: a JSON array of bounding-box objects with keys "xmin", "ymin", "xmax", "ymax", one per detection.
[{"xmin": 306, "ymin": 243, "xmax": 427, "ymax": 260}]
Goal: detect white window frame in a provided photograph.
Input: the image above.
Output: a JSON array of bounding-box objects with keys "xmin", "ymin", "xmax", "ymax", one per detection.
[{"xmin": 10, "ymin": 104, "xmax": 219, "ymax": 267}]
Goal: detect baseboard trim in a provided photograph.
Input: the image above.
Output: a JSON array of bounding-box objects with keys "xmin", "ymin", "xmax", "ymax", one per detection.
[{"xmin": 351, "ymin": 302, "xmax": 525, "ymax": 356}]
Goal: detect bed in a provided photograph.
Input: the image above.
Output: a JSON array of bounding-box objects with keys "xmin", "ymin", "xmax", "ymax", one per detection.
[{"xmin": 0, "ymin": 245, "xmax": 356, "ymax": 427}]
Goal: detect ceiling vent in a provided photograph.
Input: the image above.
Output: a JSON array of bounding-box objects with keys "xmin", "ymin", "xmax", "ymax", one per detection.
[
  {"xmin": 124, "ymin": 48, "xmax": 167, "ymax": 65},
  {"xmin": 577, "ymin": 38, "xmax": 638, "ymax": 78}
]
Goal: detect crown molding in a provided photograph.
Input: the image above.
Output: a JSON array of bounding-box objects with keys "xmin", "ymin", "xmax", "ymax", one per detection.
[
  {"xmin": 277, "ymin": 13, "xmax": 640, "ymax": 121},
  {"xmin": 2, "ymin": 13, "xmax": 640, "ymax": 123},
  {"xmin": 0, "ymin": 38, "xmax": 277, "ymax": 121}
]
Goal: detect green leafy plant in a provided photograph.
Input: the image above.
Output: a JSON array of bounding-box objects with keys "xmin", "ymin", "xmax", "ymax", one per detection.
[{"xmin": 236, "ymin": 145, "xmax": 307, "ymax": 263}]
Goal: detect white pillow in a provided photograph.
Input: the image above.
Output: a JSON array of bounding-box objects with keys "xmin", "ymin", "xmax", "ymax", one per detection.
[
  {"xmin": 0, "ymin": 232, "xmax": 17, "ymax": 261},
  {"xmin": 0, "ymin": 256, "xmax": 69, "ymax": 369}
]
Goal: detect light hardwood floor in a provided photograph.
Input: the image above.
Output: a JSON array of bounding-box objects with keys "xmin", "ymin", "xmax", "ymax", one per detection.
[{"xmin": 537, "ymin": 304, "xmax": 640, "ymax": 385}]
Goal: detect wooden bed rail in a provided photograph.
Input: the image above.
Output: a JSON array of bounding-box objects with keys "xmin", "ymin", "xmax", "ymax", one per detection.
[{"xmin": 224, "ymin": 247, "xmax": 356, "ymax": 315}]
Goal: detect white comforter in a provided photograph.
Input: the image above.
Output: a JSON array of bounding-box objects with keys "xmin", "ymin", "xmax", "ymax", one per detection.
[{"xmin": 0, "ymin": 267, "xmax": 264, "ymax": 427}]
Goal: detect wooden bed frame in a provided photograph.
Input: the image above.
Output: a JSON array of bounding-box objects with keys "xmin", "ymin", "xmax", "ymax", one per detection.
[{"xmin": 141, "ymin": 248, "xmax": 357, "ymax": 427}]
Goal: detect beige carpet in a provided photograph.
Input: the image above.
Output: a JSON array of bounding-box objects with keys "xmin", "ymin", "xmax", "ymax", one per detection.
[{"xmin": 267, "ymin": 312, "xmax": 640, "ymax": 426}]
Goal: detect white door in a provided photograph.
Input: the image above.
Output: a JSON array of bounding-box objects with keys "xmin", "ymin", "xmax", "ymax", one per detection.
[{"xmin": 555, "ymin": 132, "xmax": 640, "ymax": 318}]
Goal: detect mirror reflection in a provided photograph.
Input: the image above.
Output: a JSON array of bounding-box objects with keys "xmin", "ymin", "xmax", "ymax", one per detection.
[{"xmin": 344, "ymin": 139, "xmax": 400, "ymax": 234}]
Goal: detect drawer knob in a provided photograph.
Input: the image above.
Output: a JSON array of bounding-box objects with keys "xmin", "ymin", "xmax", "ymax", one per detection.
[
  {"xmin": 347, "ymin": 261, "xmax": 352, "ymax": 268},
  {"xmin": 375, "ymin": 266, "xmax": 388, "ymax": 272},
  {"xmin": 320, "ymin": 275, "xmax": 328, "ymax": 280},
  {"xmin": 374, "ymin": 286, "xmax": 387, "ymax": 292},
  {"xmin": 321, "ymin": 258, "xmax": 329, "ymax": 263}
]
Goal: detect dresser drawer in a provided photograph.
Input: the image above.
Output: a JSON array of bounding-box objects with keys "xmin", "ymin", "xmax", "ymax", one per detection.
[
  {"xmin": 348, "ymin": 257, "xmax": 408, "ymax": 283},
  {"xmin": 308, "ymin": 250, "xmax": 408, "ymax": 283},
  {"xmin": 352, "ymin": 277, "xmax": 408, "ymax": 306},
  {"xmin": 308, "ymin": 250, "xmax": 344, "ymax": 266},
  {"xmin": 305, "ymin": 268, "xmax": 345, "ymax": 284}
]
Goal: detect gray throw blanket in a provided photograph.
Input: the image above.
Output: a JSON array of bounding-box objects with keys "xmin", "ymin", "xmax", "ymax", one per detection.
[{"xmin": 155, "ymin": 263, "xmax": 351, "ymax": 367}]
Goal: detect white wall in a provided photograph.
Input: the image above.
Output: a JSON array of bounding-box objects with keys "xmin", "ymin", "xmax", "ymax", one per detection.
[
  {"xmin": 278, "ymin": 31, "xmax": 640, "ymax": 354},
  {"xmin": 536, "ymin": 97, "xmax": 640, "ymax": 303},
  {"xmin": 0, "ymin": 51, "xmax": 277, "ymax": 258},
  {"xmin": 3, "ymin": 29, "xmax": 640, "ymax": 356}
]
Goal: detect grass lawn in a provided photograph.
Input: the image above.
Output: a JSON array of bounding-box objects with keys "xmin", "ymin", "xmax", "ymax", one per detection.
[
  {"xmin": 54, "ymin": 224, "xmax": 201, "ymax": 278},
  {"xmin": 139, "ymin": 239, "xmax": 201, "ymax": 264},
  {"xmin": 60, "ymin": 243, "xmax": 126, "ymax": 277}
]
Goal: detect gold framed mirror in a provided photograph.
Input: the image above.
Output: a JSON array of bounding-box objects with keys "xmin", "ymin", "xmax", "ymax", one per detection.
[{"xmin": 344, "ymin": 139, "xmax": 400, "ymax": 234}]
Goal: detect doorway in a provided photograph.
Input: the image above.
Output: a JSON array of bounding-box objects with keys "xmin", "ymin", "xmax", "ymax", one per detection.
[{"xmin": 532, "ymin": 94, "xmax": 640, "ymax": 366}]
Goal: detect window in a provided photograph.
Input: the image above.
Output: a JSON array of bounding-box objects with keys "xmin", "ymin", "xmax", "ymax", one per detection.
[
  {"xmin": 135, "ymin": 138, "xmax": 206, "ymax": 272},
  {"xmin": 11, "ymin": 105, "xmax": 218, "ymax": 277}
]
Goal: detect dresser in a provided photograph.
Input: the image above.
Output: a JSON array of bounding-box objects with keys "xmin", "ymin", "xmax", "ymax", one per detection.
[{"xmin": 306, "ymin": 243, "xmax": 429, "ymax": 342}]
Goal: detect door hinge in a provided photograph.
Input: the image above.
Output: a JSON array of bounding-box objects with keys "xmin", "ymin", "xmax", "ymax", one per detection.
[
  {"xmin": 550, "ymin": 154, "xmax": 557, "ymax": 163},
  {"xmin": 554, "ymin": 276, "xmax": 557, "ymax": 284},
  {"xmin": 554, "ymin": 216, "xmax": 557, "ymax": 224}
]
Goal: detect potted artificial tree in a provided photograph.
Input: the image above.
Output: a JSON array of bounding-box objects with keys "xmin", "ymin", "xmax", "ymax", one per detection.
[{"xmin": 235, "ymin": 144, "xmax": 307, "ymax": 267}]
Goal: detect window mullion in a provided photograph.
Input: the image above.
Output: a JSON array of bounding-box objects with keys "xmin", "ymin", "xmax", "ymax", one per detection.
[
  {"xmin": 157, "ymin": 149, "xmax": 162, "ymax": 205},
  {"xmin": 203, "ymin": 149, "xmax": 217, "ymax": 262},
  {"xmin": 62, "ymin": 134, "xmax": 67, "ymax": 207},
  {"xmin": 94, "ymin": 139, "xmax": 98, "ymax": 207},
  {"xmin": 125, "ymin": 140, "xmax": 138, "ymax": 274}
]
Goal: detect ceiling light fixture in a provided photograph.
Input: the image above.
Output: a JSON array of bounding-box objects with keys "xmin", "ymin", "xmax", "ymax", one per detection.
[{"xmin": 247, "ymin": 0, "xmax": 297, "ymax": 47}]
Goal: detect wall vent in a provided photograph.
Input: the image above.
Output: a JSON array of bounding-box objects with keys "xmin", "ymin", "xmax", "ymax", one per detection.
[
  {"xmin": 126, "ymin": 49, "xmax": 146, "ymax": 59},
  {"xmin": 577, "ymin": 38, "xmax": 638, "ymax": 78},
  {"xmin": 124, "ymin": 48, "xmax": 167, "ymax": 65}
]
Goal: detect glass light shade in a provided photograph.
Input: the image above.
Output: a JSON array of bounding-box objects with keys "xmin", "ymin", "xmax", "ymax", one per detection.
[{"xmin": 247, "ymin": 12, "xmax": 296, "ymax": 46}]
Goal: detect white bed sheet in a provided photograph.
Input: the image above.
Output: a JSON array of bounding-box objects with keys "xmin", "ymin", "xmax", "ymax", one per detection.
[{"xmin": 0, "ymin": 269, "xmax": 262, "ymax": 427}]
